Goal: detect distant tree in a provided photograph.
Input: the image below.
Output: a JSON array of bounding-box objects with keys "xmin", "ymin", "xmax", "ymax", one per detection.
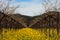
[
  {"xmin": 0, "ymin": 0, "xmax": 19, "ymax": 14},
  {"xmin": 42, "ymin": 0, "xmax": 60, "ymax": 12}
]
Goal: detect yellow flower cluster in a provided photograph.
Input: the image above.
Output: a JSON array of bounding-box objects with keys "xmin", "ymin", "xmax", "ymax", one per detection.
[{"xmin": 0, "ymin": 28, "xmax": 60, "ymax": 40}]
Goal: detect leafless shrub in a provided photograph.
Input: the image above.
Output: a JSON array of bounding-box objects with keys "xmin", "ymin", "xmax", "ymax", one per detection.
[
  {"xmin": 42, "ymin": 0, "xmax": 60, "ymax": 12},
  {"xmin": 0, "ymin": 0, "xmax": 19, "ymax": 14}
]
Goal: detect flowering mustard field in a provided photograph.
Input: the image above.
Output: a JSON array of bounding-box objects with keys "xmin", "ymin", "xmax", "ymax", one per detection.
[{"xmin": 0, "ymin": 28, "xmax": 60, "ymax": 40}]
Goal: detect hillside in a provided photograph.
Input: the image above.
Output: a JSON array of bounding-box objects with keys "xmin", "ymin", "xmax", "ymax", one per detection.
[
  {"xmin": 7, "ymin": 11, "xmax": 60, "ymax": 29},
  {"xmin": 29, "ymin": 11, "xmax": 60, "ymax": 28}
]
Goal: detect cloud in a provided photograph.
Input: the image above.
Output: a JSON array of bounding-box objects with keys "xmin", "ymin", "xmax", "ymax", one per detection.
[
  {"xmin": 12, "ymin": 0, "xmax": 45, "ymax": 16},
  {"xmin": 1, "ymin": 0, "xmax": 60, "ymax": 16}
]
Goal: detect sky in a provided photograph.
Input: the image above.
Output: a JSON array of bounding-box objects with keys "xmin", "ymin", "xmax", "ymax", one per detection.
[
  {"xmin": 8, "ymin": 0, "xmax": 60, "ymax": 16},
  {"xmin": 11, "ymin": 0, "xmax": 45, "ymax": 16},
  {"xmin": 0, "ymin": 0, "xmax": 60, "ymax": 16}
]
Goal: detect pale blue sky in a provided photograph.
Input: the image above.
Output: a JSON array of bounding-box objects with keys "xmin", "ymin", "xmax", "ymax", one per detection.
[
  {"xmin": 9, "ymin": 0, "xmax": 60, "ymax": 16},
  {"xmin": 9, "ymin": 0, "xmax": 50, "ymax": 4},
  {"xmin": 11, "ymin": 0, "xmax": 45, "ymax": 16},
  {"xmin": 15, "ymin": 0, "xmax": 32, "ymax": 2}
]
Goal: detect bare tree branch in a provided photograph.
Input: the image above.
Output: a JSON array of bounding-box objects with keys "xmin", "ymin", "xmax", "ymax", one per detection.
[
  {"xmin": 8, "ymin": 6, "xmax": 19, "ymax": 14},
  {"xmin": 0, "ymin": 0, "xmax": 19, "ymax": 14},
  {"xmin": 42, "ymin": 0, "xmax": 60, "ymax": 12}
]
